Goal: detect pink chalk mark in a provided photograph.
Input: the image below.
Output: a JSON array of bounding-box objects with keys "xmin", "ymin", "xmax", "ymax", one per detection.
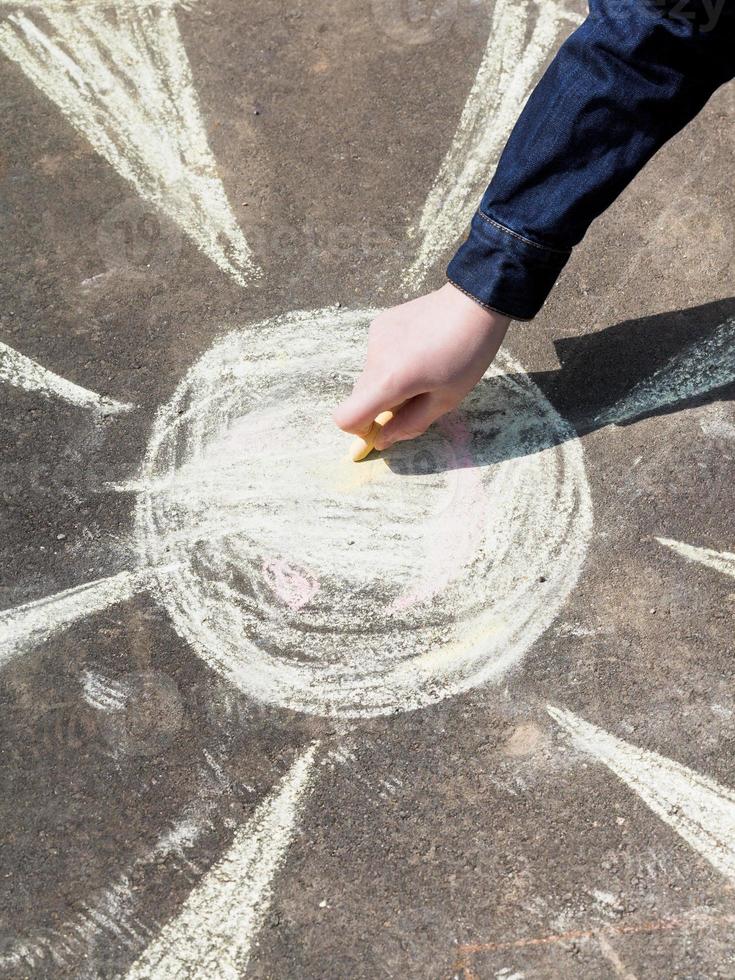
[
  {"xmin": 263, "ymin": 559, "xmax": 320, "ymax": 611},
  {"xmin": 391, "ymin": 412, "xmax": 486, "ymax": 612}
]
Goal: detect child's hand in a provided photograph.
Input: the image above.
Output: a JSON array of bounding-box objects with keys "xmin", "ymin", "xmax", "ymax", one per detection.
[{"xmin": 334, "ymin": 283, "xmax": 511, "ymax": 450}]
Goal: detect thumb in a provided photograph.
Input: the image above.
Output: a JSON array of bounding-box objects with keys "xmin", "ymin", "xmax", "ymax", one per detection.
[
  {"xmin": 334, "ymin": 374, "xmax": 399, "ymax": 437},
  {"xmin": 374, "ymin": 392, "xmax": 449, "ymax": 450}
]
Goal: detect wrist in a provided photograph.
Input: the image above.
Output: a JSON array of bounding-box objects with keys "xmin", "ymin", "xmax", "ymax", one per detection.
[{"xmin": 440, "ymin": 281, "xmax": 511, "ymax": 333}]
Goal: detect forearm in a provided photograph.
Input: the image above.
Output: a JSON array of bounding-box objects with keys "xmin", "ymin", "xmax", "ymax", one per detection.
[{"xmin": 448, "ymin": 0, "xmax": 735, "ymax": 320}]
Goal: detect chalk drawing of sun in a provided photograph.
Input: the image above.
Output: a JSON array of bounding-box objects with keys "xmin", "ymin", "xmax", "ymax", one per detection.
[
  {"xmin": 2, "ymin": 0, "xmax": 735, "ymax": 974},
  {"xmin": 133, "ymin": 308, "xmax": 591, "ymax": 718}
]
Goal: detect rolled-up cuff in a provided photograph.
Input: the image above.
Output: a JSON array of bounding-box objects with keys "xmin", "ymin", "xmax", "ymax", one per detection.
[{"xmin": 446, "ymin": 209, "xmax": 571, "ymax": 321}]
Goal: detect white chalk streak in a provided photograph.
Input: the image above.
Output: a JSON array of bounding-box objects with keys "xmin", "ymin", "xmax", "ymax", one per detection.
[
  {"xmin": 0, "ymin": 5, "xmax": 259, "ymax": 285},
  {"xmin": 402, "ymin": 0, "xmax": 582, "ymax": 290},
  {"xmin": 549, "ymin": 706, "xmax": 735, "ymax": 882},
  {"xmin": 0, "ymin": 340, "xmax": 133, "ymax": 414},
  {"xmin": 1, "ymin": 571, "xmax": 142, "ymax": 665},
  {"xmin": 126, "ymin": 743, "xmax": 319, "ymax": 979},
  {"xmin": 0, "ymin": 796, "xmax": 214, "ymax": 973},
  {"xmin": 657, "ymin": 537, "xmax": 735, "ymax": 580},
  {"xmin": 596, "ymin": 317, "xmax": 735, "ymax": 427},
  {"xmin": 82, "ymin": 669, "xmax": 128, "ymax": 712}
]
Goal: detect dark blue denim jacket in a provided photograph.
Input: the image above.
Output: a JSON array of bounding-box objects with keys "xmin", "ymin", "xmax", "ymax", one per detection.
[{"xmin": 447, "ymin": 0, "xmax": 735, "ymax": 320}]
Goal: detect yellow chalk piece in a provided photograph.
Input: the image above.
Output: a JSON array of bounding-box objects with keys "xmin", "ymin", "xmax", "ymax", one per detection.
[{"xmin": 349, "ymin": 411, "xmax": 393, "ymax": 462}]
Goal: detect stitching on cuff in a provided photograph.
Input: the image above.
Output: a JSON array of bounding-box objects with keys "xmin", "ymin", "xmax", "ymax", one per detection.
[
  {"xmin": 445, "ymin": 276, "xmax": 532, "ymax": 322},
  {"xmin": 476, "ymin": 209, "xmax": 571, "ymax": 256}
]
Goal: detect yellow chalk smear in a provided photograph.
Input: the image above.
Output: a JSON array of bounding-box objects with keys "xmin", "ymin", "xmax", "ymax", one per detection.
[
  {"xmin": 313, "ymin": 454, "xmax": 392, "ymax": 495},
  {"xmin": 349, "ymin": 411, "xmax": 393, "ymax": 462},
  {"xmin": 336, "ymin": 456, "xmax": 392, "ymax": 493}
]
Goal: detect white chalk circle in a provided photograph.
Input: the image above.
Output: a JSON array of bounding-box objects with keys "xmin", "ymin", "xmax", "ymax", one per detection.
[{"xmin": 136, "ymin": 308, "xmax": 592, "ymax": 718}]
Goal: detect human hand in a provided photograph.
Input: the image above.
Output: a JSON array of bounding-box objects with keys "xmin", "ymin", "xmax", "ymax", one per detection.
[{"xmin": 334, "ymin": 283, "xmax": 511, "ymax": 452}]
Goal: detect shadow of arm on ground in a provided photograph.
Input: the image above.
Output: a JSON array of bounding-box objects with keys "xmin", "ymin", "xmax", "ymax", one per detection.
[{"xmin": 382, "ymin": 297, "xmax": 735, "ymax": 475}]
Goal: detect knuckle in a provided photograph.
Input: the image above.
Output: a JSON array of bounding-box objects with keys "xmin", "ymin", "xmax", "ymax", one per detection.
[{"xmin": 371, "ymin": 369, "xmax": 406, "ymax": 403}]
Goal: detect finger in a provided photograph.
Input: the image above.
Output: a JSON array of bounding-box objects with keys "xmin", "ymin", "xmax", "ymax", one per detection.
[
  {"xmin": 333, "ymin": 373, "xmax": 403, "ymax": 437},
  {"xmin": 374, "ymin": 392, "xmax": 450, "ymax": 450}
]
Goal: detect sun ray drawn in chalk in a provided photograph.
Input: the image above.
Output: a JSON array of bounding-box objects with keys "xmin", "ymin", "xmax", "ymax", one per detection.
[
  {"xmin": 125, "ymin": 743, "xmax": 319, "ymax": 979},
  {"xmin": 548, "ymin": 706, "xmax": 735, "ymax": 882},
  {"xmin": 0, "ymin": 340, "xmax": 134, "ymax": 414},
  {"xmin": 0, "ymin": 565, "xmax": 181, "ymax": 667},
  {"xmin": 401, "ymin": 0, "xmax": 582, "ymax": 291},
  {"xmin": 595, "ymin": 316, "xmax": 735, "ymax": 427},
  {"xmin": 0, "ymin": 768, "xmax": 227, "ymax": 973},
  {"xmin": 657, "ymin": 537, "xmax": 735, "ymax": 580},
  {"xmin": 0, "ymin": 1, "xmax": 259, "ymax": 285}
]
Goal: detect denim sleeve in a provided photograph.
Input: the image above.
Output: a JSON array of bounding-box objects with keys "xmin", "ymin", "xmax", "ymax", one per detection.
[{"xmin": 447, "ymin": 0, "xmax": 735, "ymax": 320}]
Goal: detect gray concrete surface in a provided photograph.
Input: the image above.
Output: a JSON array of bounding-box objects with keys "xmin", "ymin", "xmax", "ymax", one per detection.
[{"xmin": 1, "ymin": 0, "xmax": 735, "ymax": 977}]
